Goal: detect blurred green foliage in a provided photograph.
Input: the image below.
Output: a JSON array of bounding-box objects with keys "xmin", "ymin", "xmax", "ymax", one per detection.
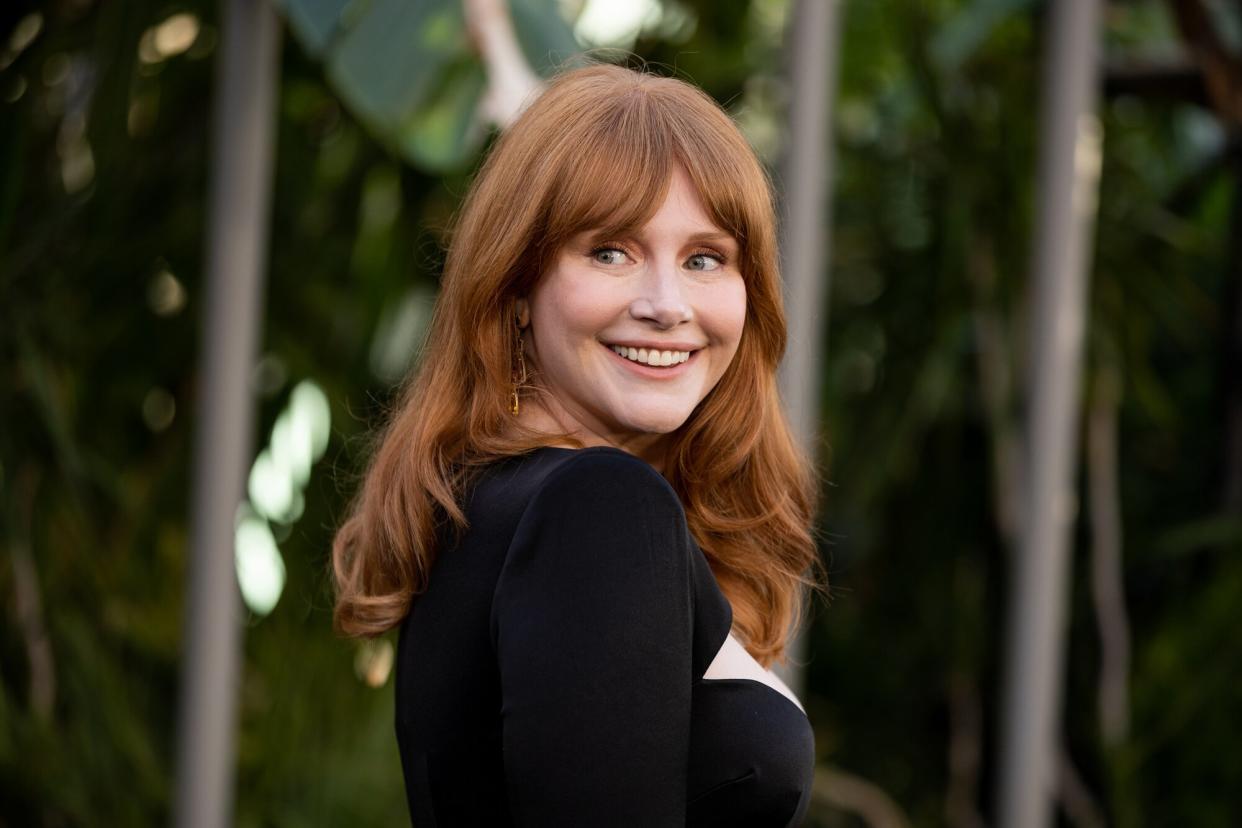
[
  {"xmin": 275, "ymin": 0, "xmax": 579, "ymax": 170},
  {"xmin": 1, "ymin": 0, "xmax": 1238, "ymax": 825}
]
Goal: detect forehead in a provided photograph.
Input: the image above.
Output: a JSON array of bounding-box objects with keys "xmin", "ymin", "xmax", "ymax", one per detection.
[
  {"xmin": 570, "ymin": 174, "xmax": 737, "ymax": 252},
  {"xmin": 653, "ymin": 168, "xmax": 716, "ymax": 226},
  {"xmin": 574, "ymin": 167, "xmax": 732, "ymax": 242}
]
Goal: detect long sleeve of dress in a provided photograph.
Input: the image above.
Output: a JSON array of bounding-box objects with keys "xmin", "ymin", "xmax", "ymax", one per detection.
[{"xmin": 489, "ymin": 450, "xmax": 696, "ymax": 827}]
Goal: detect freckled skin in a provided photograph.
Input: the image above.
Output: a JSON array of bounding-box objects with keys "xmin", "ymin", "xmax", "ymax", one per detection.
[{"xmin": 516, "ymin": 167, "xmax": 748, "ymax": 471}]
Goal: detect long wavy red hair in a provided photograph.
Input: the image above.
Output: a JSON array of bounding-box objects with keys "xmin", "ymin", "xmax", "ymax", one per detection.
[{"xmin": 332, "ymin": 62, "xmax": 828, "ymax": 668}]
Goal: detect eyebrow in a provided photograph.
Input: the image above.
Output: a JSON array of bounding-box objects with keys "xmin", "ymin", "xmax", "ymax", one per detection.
[
  {"xmin": 683, "ymin": 230, "xmax": 738, "ymax": 248},
  {"xmin": 582, "ymin": 227, "xmax": 738, "ymax": 249}
]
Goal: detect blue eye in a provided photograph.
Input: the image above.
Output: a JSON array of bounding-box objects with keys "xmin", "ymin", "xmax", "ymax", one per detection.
[
  {"xmin": 591, "ymin": 248, "xmax": 627, "ymax": 265},
  {"xmin": 687, "ymin": 253, "xmax": 723, "ymax": 271}
]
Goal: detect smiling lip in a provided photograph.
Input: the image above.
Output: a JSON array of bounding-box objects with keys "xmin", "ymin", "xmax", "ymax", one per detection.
[
  {"xmin": 602, "ymin": 339, "xmax": 706, "ymax": 352},
  {"xmin": 600, "ymin": 341, "xmax": 700, "ymax": 378}
]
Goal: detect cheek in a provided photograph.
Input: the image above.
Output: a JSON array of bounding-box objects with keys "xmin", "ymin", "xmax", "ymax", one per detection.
[
  {"xmin": 559, "ymin": 290, "xmax": 622, "ymax": 335},
  {"xmin": 703, "ymin": 276, "xmax": 748, "ymax": 343},
  {"xmin": 529, "ymin": 271, "xmax": 624, "ymax": 346}
]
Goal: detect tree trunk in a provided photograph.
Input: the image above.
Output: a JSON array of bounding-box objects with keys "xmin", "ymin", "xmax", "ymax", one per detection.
[
  {"xmin": 172, "ymin": 2, "xmax": 281, "ymax": 826},
  {"xmin": 995, "ymin": 1, "xmax": 1104, "ymax": 826}
]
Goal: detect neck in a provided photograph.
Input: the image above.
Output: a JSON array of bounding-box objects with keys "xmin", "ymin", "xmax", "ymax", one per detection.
[{"xmin": 515, "ymin": 397, "xmax": 670, "ymax": 474}]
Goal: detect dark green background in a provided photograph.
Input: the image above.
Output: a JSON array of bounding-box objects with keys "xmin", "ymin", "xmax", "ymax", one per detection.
[{"xmin": 2, "ymin": 0, "xmax": 1238, "ymax": 824}]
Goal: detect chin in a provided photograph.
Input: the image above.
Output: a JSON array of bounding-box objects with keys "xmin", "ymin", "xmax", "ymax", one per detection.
[{"xmin": 619, "ymin": 410, "xmax": 692, "ymax": 436}]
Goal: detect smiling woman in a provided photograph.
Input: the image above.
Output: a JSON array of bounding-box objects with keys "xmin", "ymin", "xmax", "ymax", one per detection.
[
  {"xmin": 514, "ymin": 165, "xmax": 748, "ymax": 457},
  {"xmin": 331, "ymin": 62, "xmax": 829, "ymax": 826}
]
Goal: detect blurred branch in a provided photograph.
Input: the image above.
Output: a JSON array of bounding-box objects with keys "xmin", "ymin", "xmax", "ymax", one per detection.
[
  {"xmin": 1057, "ymin": 746, "xmax": 1107, "ymax": 828},
  {"xmin": 967, "ymin": 233, "xmax": 1023, "ymax": 545},
  {"xmin": 812, "ymin": 765, "xmax": 913, "ymax": 828},
  {"xmin": 1102, "ymin": 59, "xmax": 1209, "ymax": 105},
  {"xmin": 8, "ymin": 465, "xmax": 56, "ymax": 719},
  {"xmin": 1223, "ymin": 149, "xmax": 1242, "ymax": 512},
  {"xmin": 945, "ymin": 672, "xmax": 985, "ymax": 828},
  {"xmin": 16, "ymin": 330, "xmax": 87, "ymax": 492},
  {"xmin": 970, "ymin": 229, "xmax": 1116, "ymax": 827},
  {"xmin": 900, "ymin": 2, "xmax": 948, "ymax": 127},
  {"xmin": 463, "ymin": 0, "xmax": 543, "ymax": 129},
  {"xmin": 1087, "ymin": 365, "xmax": 1131, "ymax": 747},
  {"xmin": 1165, "ymin": 0, "xmax": 1242, "ymax": 126}
]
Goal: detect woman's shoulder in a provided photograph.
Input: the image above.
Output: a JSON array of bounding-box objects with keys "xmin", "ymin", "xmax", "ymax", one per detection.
[
  {"xmin": 491, "ymin": 446, "xmax": 701, "ymax": 632},
  {"xmin": 518, "ymin": 446, "xmax": 682, "ymax": 518},
  {"xmin": 489, "ymin": 445, "xmax": 730, "ymax": 676},
  {"xmin": 465, "ymin": 446, "xmax": 681, "ymax": 540},
  {"xmin": 484, "ymin": 445, "xmax": 689, "ymax": 555},
  {"xmin": 478, "ymin": 445, "xmax": 674, "ymax": 504},
  {"xmin": 540, "ymin": 445, "xmax": 669, "ymax": 485}
]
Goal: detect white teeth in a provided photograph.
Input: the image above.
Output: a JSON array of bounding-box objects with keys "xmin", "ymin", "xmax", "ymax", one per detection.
[{"xmin": 609, "ymin": 344, "xmax": 693, "ymax": 367}]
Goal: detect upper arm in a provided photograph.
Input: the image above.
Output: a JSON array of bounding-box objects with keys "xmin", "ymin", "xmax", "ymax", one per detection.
[{"xmin": 491, "ymin": 450, "xmax": 695, "ymax": 826}]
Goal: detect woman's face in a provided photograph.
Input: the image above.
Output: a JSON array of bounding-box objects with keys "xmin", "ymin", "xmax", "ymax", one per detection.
[{"xmin": 519, "ymin": 166, "xmax": 747, "ymax": 460}]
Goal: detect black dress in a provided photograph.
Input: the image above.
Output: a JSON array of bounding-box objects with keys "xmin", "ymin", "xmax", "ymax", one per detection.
[{"xmin": 395, "ymin": 446, "xmax": 815, "ymax": 827}]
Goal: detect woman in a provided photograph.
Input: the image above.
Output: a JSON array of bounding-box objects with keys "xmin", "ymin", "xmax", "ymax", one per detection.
[{"xmin": 332, "ymin": 63, "xmax": 829, "ymax": 826}]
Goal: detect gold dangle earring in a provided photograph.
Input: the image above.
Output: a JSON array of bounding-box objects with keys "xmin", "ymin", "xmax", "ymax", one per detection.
[{"xmin": 510, "ymin": 319, "xmax": 528, "ymax": 415}]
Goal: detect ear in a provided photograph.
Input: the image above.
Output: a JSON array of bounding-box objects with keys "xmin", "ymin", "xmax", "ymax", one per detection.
[{"xmin": 515, "ymin": 297, "xmax": 530, "ymax": 329}]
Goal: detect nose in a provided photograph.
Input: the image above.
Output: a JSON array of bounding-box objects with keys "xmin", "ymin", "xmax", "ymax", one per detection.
[{"xmin": 629, "ymin": 258, "xmax": 691, "ymax": 329}]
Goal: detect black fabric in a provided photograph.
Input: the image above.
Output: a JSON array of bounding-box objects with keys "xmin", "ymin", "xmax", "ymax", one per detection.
[{"xmin": 395, "ymin": 446, "xmax": 814, "ymax": 827}]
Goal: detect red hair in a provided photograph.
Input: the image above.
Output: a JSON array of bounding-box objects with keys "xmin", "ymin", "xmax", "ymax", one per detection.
[{"xmin": 332, "ymin": 63, "xmax": 828, "ymax": 668}]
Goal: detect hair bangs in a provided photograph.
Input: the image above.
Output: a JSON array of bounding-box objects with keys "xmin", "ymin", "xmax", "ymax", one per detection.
[
  {"xmin": 672, "ymin": 122, "xmax": 773, "ymax": 270},
  {"xmin": 539, "ymin": 98, "xmax": 686, "ymax": 254},
  {"xmin": 681, "ymin": 151, "xmax": 756, "ymax": 246}
]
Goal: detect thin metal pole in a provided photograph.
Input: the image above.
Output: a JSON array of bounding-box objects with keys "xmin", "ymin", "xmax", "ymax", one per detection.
[
  {"xmin": 776, "ymin": 0, "xmax": 841, "ymax": 697},
  {"xmin": 996, "ymin": 1, "xmax": 1103, "ymax": 825},
  {"xmin": 173, "ymin": 2, "xmax": 281, "ymax": 826}
]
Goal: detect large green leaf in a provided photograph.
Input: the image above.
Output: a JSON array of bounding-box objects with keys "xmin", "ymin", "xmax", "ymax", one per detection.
[
  {"xmin": 278, "ymin": 0, "xmax": 354, "ymax": 57},
  {"xmin": 509, "ymin": 0, "xmax": 583, "ymax": 73},
  {"xmin": 398, "ymin": 56, "xmax": 488, "ymax": 170},
  {"xmin": 274, "ymin": 0, "xmax": 582, "ymax": 171}
]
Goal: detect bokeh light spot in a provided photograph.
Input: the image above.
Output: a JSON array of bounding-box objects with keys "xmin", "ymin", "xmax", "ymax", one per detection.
[
  {"xmin": 574, "ymin": 0, "xmax": 662, "ymax": 48},
  {"xmin": 248, "ymin": 449, "xmax": 295, "ymax": 523},
  {"xmin": 139, "ymin": 13, "xmax": 201, "ymax": 64},
  {"xmin": 9, "ymin": 13, "xmax": 43, "ymax": 54},
  {"xmin": 142, "ymin": 388, "xmax": 176, "ymax": 432},
  {"xmin": 234, "ymin": 512, "xmax": 286, "ymax": 616},
  {"xmin": 148, "ymin": 269, "xmax": 187, "ymax": 316}
]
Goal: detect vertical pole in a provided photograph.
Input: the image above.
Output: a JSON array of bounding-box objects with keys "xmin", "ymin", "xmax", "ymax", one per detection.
[
  {"xmin": 776, "ymin": 0, "xmax": 842, "ymax": 696},
  {"xmin": 173, "ymin": 2, "xmax": 280, "ymax": 826},
  {"xmin": 996, "ymin": 1, "xmax": 1103, "ymax": 825}
]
